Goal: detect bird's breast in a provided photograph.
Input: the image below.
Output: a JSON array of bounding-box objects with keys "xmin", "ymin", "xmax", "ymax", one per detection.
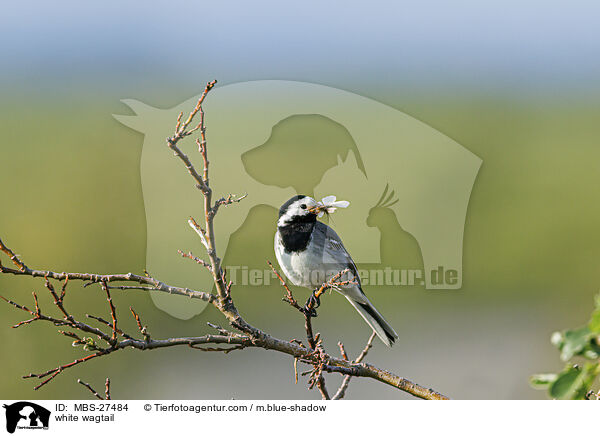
[
  {"xmin": 277, "ymin": 222, "xmax": 314, "ymax": 253},
  {"xmin": 275, "ymin": 231, "xmax": 328, "ymax": 288}
]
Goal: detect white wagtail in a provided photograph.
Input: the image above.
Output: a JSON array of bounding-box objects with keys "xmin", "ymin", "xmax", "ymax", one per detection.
[{"xmin": 275, "ymin": 195, "xmax": 398, "ymax": 346}]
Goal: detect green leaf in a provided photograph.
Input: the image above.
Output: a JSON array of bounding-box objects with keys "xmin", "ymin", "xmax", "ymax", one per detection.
[
  {"xmin": 550, "ymin": 367, "xmax": 582, "ymax": 399},
  {"xmin": 549, "ymin": 363, "xmax": 600, "ymax": 399},
  {"xmin": 530, "ymin": 373, "xmax": 558, "ymax": 389},
  {"xmin": 574, "ymin": 363, "xmax": 599, "ymax": 399},
  {"xmin": 560, "ymin": 326, "xmax": 591, "ymax": 361},
  {"xmin": 589, "ymin": 310, "xmax": 600, "ymax": 333},
  {"xmin": 82, "ymin": 336, "xmax": 97, "ymax": 352}
]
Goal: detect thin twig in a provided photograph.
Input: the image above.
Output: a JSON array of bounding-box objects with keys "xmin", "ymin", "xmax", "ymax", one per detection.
[
  {"xmin": 178, "ymin": 250, "xmax": 212, "ymax": 271},
  {"xmin": 130, "ymin": 307, "xmax": 150, "ymax": 342},
  {"xmin": 332, "ymin": 332, "xmax": 377, "ymax": 400},
  {"xmin": 101, "ymin": 281, "xmax": 118, "ymax": 342},
  {"xmin": 25, "ymin": 351, "xmax": 108, "ymax": 390},
  {"xmin": 338, "ymin": 341, "xmax": 349, "ymax": 361},
  {"xmin": 268, "ymin": 260, "xmax": 301, "ymax": 310},
  {"xmin": 0, "ymin": 258, "xmax": 215, "ymax": 303},
  {"xmin": 78, "ymin": 379, "xmax": 105, "ymax": 400},
  {"xmin": 166, "ymin": 80, "xmax": 217, "ymax": 194},
  {"xmin": 85, "ymin": 314, "xmax": 135, "ymax": 341},
  {"xmin": 105, "ymin": 378, "xmax": 111, "ymax": 400},
  {"xmin": 211, "ymin": 193, "xmax": 248, "ymax": 217},
  {"xmin": 0, "ymin": 237, "xmax": 27, "ymax": 271}
]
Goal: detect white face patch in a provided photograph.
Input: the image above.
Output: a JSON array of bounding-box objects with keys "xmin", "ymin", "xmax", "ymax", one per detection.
[{"xmin": 277, "ymin": 196, "xmax": 319, "ymax": 227}]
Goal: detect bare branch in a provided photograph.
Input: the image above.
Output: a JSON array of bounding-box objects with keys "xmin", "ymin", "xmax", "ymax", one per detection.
[
  {"xmin": 78, "ymin": 379, "xmax": 105, "ymax": 400},
  {"xmin": 130, "ymin": 307, "xmax": 150, "ymax": 342},
  {"xmin": 45, "ymin": 275, "xmax": 73, "ymax": 322},
  {"xmin": 105, "ymin": 378, "xmax": 111, "ymax": 400},
  {"xmin": 60, "ymin": 276, "xmax": 69, "ymax": 301},
  {"xmin": 189, "ymin": 344, "xmax": 247, "ymax": 353},
  {"xmin": 178, "ymin": 250, "xmax": 212, "ymax": 272},
  {"xmin": 86, "ymin": 314, "xmax": 135, "ymax": 341},
  {"xmin": 268, "ymin": 260, "xmax": 301, "ymax": 310},
  {"xmin": 101, "ymin": 281, "xmax": 118, "ymax": 342},
  {"xmin": 211, "ymin": 193, "xmax": 248, "ymax": 217},
  {"xmin": 332, "ymin": 332, "xmax": 377, "ymax": 400},
  {"xmin": 338, "ymin": 342, "xmax": 349, "ymax": 361},
  {"xmin": 166, "ymin": 138, "xmax": 208, "ymax": 193},
  {"xmin": 355, "ymin": 332, "xmax": 377, "ymax": 363},
  {"xmin": 104, "ymin": 285, "xmax": 159, "ymax": 291},
  {"xmin": 0, "ymin": 237, "xmax": 27, "ymax": 271},
  {"xmin": 207, "ymin": 322, "xmax": 233, "ymax": 336},
  {"xmin": 25, "ymin": 351, "xmax": 108, "ymax": 390},
  {"xmin": 187, "ymin": 217, "xmax": 209, "ymax": 249},
  {"xmin": 0, "ymin": 257, "xmax": 215, "ymax": 303},
  {"xmin": 166, "ymin": 80, "xmax": 217, "ymax": 194},
  {"xmin": 0, "ymin": 263, "xmax": 448, "ymax": 398},
  {"xmin": 77, "ymin": 378, "xmax": 111, "ymax": 400}
]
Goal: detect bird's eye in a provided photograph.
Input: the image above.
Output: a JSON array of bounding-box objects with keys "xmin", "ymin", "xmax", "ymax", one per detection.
[{"xmin": 300, "ymin": 204, "xmax": 307, "ymax": 210}]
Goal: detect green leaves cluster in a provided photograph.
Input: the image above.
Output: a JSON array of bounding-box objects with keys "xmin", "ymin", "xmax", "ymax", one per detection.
[
  {"xmin": 71, "ymin": 336, "xmax": 100, "ymax": 352},
  {"xmin": 531, "ymin": 294, "xmax": 600, "ymax": 399}
]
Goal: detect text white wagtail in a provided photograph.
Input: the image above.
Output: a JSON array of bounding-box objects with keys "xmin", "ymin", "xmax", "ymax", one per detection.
[{"xmin": 275, "ymin": 195, "xmax": 398, "ymax": 346}]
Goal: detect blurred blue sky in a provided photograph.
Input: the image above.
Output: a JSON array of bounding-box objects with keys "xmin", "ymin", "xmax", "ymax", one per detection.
[{"xmin": 2, "ymin": 1, "xmax": 599, "ymax": 97}]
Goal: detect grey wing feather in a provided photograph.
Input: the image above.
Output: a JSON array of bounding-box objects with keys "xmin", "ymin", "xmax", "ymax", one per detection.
[
  {"xmin": 313, "ymin": 221, "xmax": 364, "ymax": 292},
  {"xmin": 312, "ymin": 222, "xmax": 399, "ymax": 346}
]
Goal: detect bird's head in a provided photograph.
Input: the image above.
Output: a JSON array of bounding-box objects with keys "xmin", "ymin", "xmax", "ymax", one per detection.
[
  {"xmin": 277, "ymin": 195, "xmax": 350, "ymax": 227},
  {"xmin": 277, "ymin": 195, "xmax": 323, "ymax": 227}
]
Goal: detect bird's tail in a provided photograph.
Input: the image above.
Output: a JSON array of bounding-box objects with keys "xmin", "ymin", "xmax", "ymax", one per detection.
[{"xmin": 346, "ymin": 296, "xmax": 398, "ymax": 347}]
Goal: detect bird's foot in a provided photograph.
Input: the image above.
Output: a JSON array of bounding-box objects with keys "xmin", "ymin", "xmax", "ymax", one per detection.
[{"xmin": 303, "ymin": 291, "xmax": 321, "ymax": 317}]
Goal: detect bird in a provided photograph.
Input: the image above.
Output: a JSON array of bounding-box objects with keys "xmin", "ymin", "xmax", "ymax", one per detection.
[{"xmin": 275, "ymin": 194, "xmax": 398, "ymax": 346}]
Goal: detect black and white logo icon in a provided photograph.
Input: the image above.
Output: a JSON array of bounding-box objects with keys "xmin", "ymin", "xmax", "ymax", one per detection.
[{"xmin": 2, "ymin": 402, "xmax": 50, "ymax": 434}]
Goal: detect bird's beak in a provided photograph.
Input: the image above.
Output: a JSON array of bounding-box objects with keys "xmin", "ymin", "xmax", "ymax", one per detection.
[{"xmin": 308, "ymin": 205, "xmax": 327, "ymax": 215}]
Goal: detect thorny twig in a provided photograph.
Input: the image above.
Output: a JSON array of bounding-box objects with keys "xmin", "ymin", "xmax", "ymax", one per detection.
[{"xmin": 0, "ymin": 81, "xmax": 449, "ymax": 400}]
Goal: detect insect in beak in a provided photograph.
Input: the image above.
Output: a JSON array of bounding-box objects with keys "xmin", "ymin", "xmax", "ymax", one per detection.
[{"xmin": 308, "ymin": 205, "xmax": 328, "ymax": 216}]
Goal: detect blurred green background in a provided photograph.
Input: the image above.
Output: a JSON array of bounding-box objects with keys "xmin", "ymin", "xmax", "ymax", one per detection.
[{"xmin": 1, "ymin": 1, "xmax": 600, "ymax": 399}]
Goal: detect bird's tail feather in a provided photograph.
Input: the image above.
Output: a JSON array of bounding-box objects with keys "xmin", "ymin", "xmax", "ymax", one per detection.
[{"xmin": 346, "ymin": 297, "xmax": 398, "ymax": 347}]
